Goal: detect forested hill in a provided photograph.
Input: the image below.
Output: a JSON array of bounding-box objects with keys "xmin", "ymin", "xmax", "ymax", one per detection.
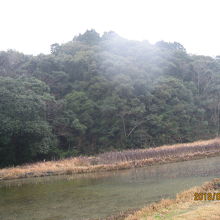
[{"xmin": 1, "ymin": 29, "xmax": 220, "ymax": 167}]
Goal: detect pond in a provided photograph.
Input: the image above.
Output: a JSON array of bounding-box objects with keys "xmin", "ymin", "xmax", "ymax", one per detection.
[{"xmin": 1, "ymin": 156, "xmax": 220, "ymax": 220}]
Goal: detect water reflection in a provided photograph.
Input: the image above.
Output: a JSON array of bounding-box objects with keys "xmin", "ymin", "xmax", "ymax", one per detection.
[{"xmin": 0, "ymin": 156, "xmax": 220, "ymax": 220}]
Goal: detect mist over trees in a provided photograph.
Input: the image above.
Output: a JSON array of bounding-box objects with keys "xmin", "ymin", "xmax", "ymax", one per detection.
[{"xmin": 1, "ymin": 29, "xmax": 220, "ymax": 167}]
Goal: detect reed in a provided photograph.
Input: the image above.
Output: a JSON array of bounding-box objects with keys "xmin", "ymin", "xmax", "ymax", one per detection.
[
  {"xmin": 1, "ymin": 138, "xmax": 220, "ymax": 180},
  {"xmin": 98, "ymin": 138, "xmax": 220, "ymax": 164}
]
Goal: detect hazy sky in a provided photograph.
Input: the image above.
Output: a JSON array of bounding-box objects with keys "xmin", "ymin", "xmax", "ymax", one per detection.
[{"xmin": 1, "ymin": 0, "xmax": 220, "ymax": 56}]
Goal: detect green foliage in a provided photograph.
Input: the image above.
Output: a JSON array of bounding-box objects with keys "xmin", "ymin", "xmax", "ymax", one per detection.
[
  {"xmin": 0, "ymin": 77, "xmax": 58, "ymax": 166},
  {"xmin": 73, "ymin": 29, "xmax": 101, "ymax": 45},
  {"xmin": 1, "ymin": 30, "xmax": 220, "ymax": 166}
]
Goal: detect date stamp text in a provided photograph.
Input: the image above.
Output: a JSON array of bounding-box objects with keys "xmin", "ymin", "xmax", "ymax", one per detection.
[{"xmin": 194, "ymin": 192, "xmax": 220, "ymax": 201}]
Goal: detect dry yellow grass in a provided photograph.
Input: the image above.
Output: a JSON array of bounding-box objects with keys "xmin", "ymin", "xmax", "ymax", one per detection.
[
  {"xmin": 125, "ymin": 178, "xmax": 220, "ymax": 220},
  {"xmin": 171, "ymin": 202, "xmax": 220, "ymax": 220},
  {"xmin": 98, "ymin": 138, "xmax": 220, "ymax": 164},
  {"xmin": 1, "ymin": 138, "xmax": 220, "ymax": 180}
]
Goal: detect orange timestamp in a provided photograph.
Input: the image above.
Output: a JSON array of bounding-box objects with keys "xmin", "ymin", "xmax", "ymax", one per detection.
[{"xmin": 194, "ymin": 192, "xmax": 220, "ymax": 201}]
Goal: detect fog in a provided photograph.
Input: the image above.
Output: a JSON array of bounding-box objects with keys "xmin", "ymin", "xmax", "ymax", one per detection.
[{"xmin": 1, "ymin": 0, "xmax": 220, "ymax": 56}]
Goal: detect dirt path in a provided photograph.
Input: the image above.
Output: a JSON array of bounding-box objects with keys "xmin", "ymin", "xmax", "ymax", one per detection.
[{"xmin": 147, "ymin": 201, "xmax": 220, "ymax": 220}]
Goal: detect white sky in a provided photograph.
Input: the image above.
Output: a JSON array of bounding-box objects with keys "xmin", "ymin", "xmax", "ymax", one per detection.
[{"xmin": 0, "ymin": 0, "xmax": 220, "ymax": 56}]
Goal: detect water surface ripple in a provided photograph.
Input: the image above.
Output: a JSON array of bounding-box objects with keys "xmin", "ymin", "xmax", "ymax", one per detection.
[{"xmin": 1, "ymin": 156, "xmax": 220, "ymax": 220}]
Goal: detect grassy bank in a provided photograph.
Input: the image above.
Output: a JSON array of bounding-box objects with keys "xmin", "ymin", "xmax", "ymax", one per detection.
[
  {"xmin": 125, "ymin": 178, "xmax": 220, "ymax": 220},
  {"xmin": 1, "ymin": 138, "xmax": 220, "ymax": 180}
]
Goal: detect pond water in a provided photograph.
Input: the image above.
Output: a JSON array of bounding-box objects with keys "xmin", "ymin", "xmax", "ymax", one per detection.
[{"xmin": 1, "ymin": 156, "xmax": 220, "ymax": 220}]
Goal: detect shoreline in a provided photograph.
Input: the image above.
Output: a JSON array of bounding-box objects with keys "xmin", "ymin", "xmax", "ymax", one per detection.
[
  {"xmin": 1, "ymin": 138, "xmax": 220, "ymax": 181},
  {"xmin": 125, "ymin": 178, "xmax": 220, "ymax": 220}
]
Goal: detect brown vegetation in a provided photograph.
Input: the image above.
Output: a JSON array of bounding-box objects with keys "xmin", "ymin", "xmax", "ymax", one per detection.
[
  {"xmin": 98, "ymin": 138, "xmax": 220, "ymax": 164},
  {"xmin": 1, "ymin": 138, "xmax": 220, "ymax": 180},
  {"xmin": 125, "ymin": 178, "xmax": 220, "ymax": 220}
]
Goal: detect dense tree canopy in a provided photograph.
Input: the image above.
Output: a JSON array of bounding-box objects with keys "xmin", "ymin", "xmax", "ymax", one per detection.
[
  {"xmin": 1, "ymin": 29, "xmax": 220, "ymax": 166},
  {"xmin": 0, "ymin": 77, "xmax": 57, "ymax": 166}
]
